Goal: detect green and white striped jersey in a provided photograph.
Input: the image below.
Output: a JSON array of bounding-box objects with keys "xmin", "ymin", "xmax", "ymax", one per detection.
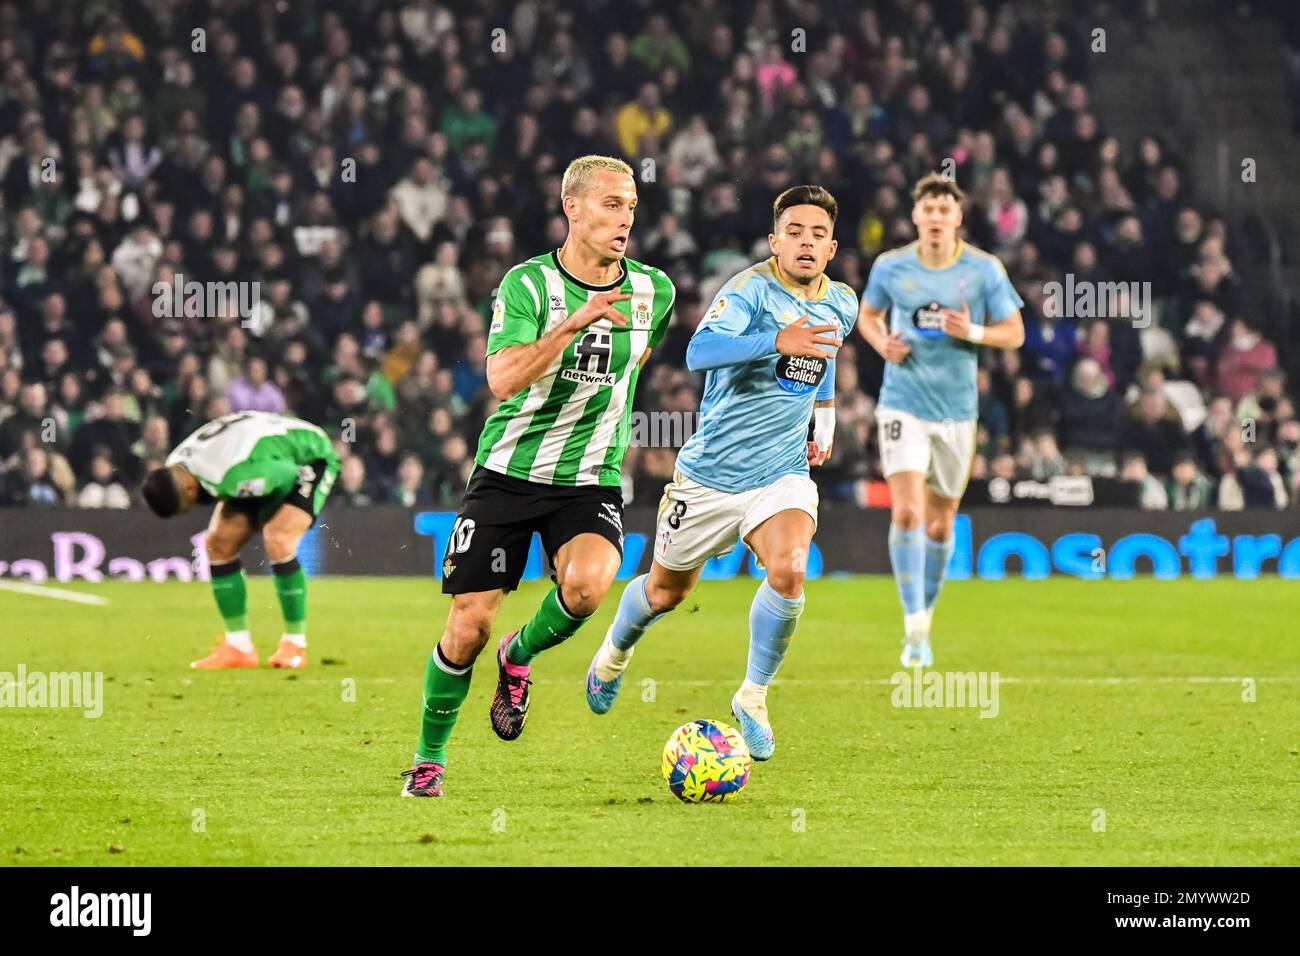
[
  {"xmin": 475, "ymin": 251, "xmax": 675, "ymax": 488},
  {"xmin": 166, "ymin": 412, "xmax": 338, "ymax": 500}
]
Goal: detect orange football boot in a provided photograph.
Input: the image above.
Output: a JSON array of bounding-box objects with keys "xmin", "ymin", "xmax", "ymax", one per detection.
[
  {"xmin": 191, "ymin": 640, "xmax": 259, "ymax": 670},
  {"xmin": 268, "ymin": 639, "xmax": 308, "ymax": 669}
]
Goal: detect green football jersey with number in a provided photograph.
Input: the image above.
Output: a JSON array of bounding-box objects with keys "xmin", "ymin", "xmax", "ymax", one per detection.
[
  {"xmin": 166, "ymin": 412, "xmax": 339, "ymax": 501},
  {"xmin": 475, "ymin": 250, "xmax": 676, "ymax": 488}
]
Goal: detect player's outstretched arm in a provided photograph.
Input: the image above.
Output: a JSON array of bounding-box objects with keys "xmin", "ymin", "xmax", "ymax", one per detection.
[{"xmin": 487, "ymin": 292, "xmax": 629, "ymax": 399}]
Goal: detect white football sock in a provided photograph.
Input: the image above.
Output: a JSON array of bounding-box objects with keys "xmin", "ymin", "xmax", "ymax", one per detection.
[
  {"xmin": 282, "ymin": 633, "xmax": 307, "ymax": 648},
  {"xmin": 593, "ymin": 631, "xmax": 633, "ymax": 682},
  {"xmin": 736, "ymin": 678, "xmax": 770, "ymax": 723},
  {"xmin": 224, "ymin": 630, "xmax": 253, "ymax": 653},
  {"xmin": 904, "ymin": 609, "xmax": 931, "ymax": 644}
]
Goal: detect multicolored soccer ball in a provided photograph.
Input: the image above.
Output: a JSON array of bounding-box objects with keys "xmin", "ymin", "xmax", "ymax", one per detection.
[{"xmin": 661, "ymin": 719, "xmax": 753, "ymax": 803}]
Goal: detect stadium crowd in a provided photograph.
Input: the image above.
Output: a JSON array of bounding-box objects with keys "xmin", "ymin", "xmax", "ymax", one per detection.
[{"xmin": 0, "ymin": 0, "xmax": 1295, "ymax": 513}]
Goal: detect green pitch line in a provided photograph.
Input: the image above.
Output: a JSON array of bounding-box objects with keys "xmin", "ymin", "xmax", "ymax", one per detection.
[{"xmin": 1, "ymin": 577, "xmax": 1296, "ymax": 866}]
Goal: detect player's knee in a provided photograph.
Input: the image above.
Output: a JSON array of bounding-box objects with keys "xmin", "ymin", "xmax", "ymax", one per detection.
[
  {"xmin": 892, "ymin": 504, "xmax": 923, "ymax": 531},
  {"xmin": 262, "ymin": 528, "xmax": 300, "ymax": 563},
  {"xmin": 765, "ymin": 554, "xmax": 806, "ymax": 599},
  {"xmin": 926, "ymin": 512, "xmax": 956, "ymax": 541},
  {"xmin": 443, "ymin": 609, "xmax": 492, "ymax": 662},
  {"xmin": 559, "ymin": 566, "xmax": 614, "ymax": 615},
  {"xmin": 205, "ymin": 532, "xmax": 240, "ymax": 563},
  {"xmin": 645, "ymin": 577, "xmax": 689, "ymax": 613}
]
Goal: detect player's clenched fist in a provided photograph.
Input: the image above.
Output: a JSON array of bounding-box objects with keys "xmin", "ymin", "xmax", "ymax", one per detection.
[
  {"xmin": 566, "ymin": 291, "xmax": 630, "ymax": 330},
  {"xmin": 776, "ymin": 313, "xmax": 840, "ymax": 358},
  {"xmin": 881, "ymin": 332, "xmax": 911, "ymax": 363}
]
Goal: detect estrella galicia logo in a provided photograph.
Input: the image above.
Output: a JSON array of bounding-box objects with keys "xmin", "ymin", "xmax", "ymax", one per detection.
[
  {"xmin": 775, "ymin": 354, "xmax": 827, "ymax": 394},
  {"xmin": 912, "ymin": 301, "xmax": 947, "ymax": 338}
]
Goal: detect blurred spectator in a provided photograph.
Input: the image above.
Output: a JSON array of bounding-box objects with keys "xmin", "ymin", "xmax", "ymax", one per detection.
[
  {"xmin": 69, "ymin": 390, "xmax": 141, "ymax": 484},
  {"xmin": 228, "ymin": 357, "xmax": 287, "ymax": 413},
  {"xmin": 616, "ymin": 83, "xmax": 672, "ymax": 157},
  {"xmin": 1120, "ymin": 451, "xmax": 1168, "ymax": 510},
  {"xmin": 1059, "ymin": 358, "xmax": 1119, "ymax": 458},
  {"xmin": 334, "ymin": 454, "xmax": 373, "ymax": 507},
  {"xmin": 1022, "ymin": 308, "xmax": 1077, "ymax": 385},
  {"xmin": 1238, "ymin": 447, "xmax": 1289, "ymax": 509},
  {"xmin": 77, "ymin": 452, "xmax": 131, "ymax": 509},
  {"xmin": 976, "ymin": 367, "xmax": 1009, "ymax": 448},
  {"xmin": 3, "ymin": 445, "xmax": 67, "ymax": 506},
  {"xmin": 1166, "ymin": 452, "xmax": 1212, "ymax": 511},
  {"xmin": 1121, "ymin": 390, "xmax": 1190, "ymax": 478},
  {"xmin": 1216, "ymin": 319, "xmax": 1278, "ymax": 403},
  {"xmin": 392, "ymin": 452, "xmax": 432, "ymax": 507}
]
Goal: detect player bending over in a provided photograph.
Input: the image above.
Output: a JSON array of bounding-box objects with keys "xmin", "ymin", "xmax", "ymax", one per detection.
[
  {"xmin": 857, "ymin": 173, "xmax": 1024, "ymax": 667},
  {"xmin": 141, "ymin": 411, "xmax": 340, "ymax": 670},
  {"xmin": 584, "ymin": 185, "xmax": 856, "ymax": 761},
  {"xmin": 401, "ymin": 155, "xmax": 674, "ymax": 797}
]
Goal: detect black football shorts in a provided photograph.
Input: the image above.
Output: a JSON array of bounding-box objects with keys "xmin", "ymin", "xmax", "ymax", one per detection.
[{"xmin": 440, "ymin": 466, "xmax": 625, "ymax": 594}]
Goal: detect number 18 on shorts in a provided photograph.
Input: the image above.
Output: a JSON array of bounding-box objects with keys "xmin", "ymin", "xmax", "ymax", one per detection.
[{"xmin": 877, "ymin": 408, "xmax": 977, "ymax": 500}]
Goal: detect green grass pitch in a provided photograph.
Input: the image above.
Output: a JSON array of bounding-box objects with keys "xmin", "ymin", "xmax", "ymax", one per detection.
[{"xmin": 1, "ymin": 576, "xmax": 1296, "ymax": 866}]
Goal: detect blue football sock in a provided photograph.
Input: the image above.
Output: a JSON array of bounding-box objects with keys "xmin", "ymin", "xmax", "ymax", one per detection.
[
  {"xmin": 608, "ymin": 573, "xmax": 666, "ymax": 652},
  {"xmin": 924, "ymin": 535, "xmax": 955, "ymax": 610},
  {"xmin": 745, "ymin": 578, "xmax": 804, "ymax": 685},
  {"xmin": 888, "ymin": 523, "xmax": 926, "ymax": 616}
]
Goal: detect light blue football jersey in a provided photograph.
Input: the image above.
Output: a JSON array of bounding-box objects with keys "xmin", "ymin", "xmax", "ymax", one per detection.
[
  {"xmin": 865, "ymin": 240, "xmax": 1023, "ymax": 422},
  {"xmin": 675, "ymin": 258, "xmax": 858, "ymax": 492}
]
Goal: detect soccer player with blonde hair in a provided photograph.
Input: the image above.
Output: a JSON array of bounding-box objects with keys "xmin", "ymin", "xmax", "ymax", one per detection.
[{"xmin": 401, "ymin": 155, "xmax": 676, "ymax": 797}]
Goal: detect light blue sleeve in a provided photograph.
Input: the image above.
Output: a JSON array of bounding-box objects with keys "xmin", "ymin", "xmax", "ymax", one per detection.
[
  {"xmin": 984, "ymin": 256, "xmax": 1024, "ymax": 323},
  {"xmin": 687, "ymin": 328, "xmax": 779, "ymax": 370},
  {"xmin": 685, "ymin": 272, "xmax": 775, "ymax": 371},
  {"xmin": 840, "ymin": 286, "xmax": 861, "ymax": 337},
  {"xmin": 815, "ymin": 358, "xmax": 836, "ymax": 401},
  {"xmin": 863, "ymin": 255, "xmax": 894, "ymax": 310}
]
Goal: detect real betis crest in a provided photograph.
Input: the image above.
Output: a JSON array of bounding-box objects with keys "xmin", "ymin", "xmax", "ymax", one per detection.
[{"xmin": 632, "ymin": 299, "xmax": 652, "ymax": 328}]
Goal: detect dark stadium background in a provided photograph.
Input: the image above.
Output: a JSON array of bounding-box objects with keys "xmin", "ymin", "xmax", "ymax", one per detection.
[{"xmin": 0, "ymin": 0, "xmax": 1296, "ymax": 531}]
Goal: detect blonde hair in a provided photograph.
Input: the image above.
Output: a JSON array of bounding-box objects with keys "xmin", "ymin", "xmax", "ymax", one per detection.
[{"xmin": 561, "ymin": 155, "xmax": 634, "ymax": 199}]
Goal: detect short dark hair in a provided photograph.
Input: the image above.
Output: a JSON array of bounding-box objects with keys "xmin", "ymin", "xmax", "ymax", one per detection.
[
  {"xmin": 911, "ymin": 172, "xmax": 966, "ymax": 204},
  {"xmin": 142, "ymin": 466, "xmax": 181, "ymax": 518},
  {"xmin": 772, "ymin": 185, "xmax": 838, "ymax": 230}
]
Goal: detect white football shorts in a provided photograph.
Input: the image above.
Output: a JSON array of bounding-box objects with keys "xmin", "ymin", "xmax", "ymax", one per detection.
[
  {"xmin": 876, "ymin": 407, "xmax": 977, "ymax": 500},
  {"xmin": 653, "ymin": 469, "xmax": 819, "ymax": 572}
]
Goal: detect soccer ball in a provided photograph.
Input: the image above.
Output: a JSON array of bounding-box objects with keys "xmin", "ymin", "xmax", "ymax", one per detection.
[{"xmin": 661, "ymin": 719, "xmax": 753, "ymax": 803}]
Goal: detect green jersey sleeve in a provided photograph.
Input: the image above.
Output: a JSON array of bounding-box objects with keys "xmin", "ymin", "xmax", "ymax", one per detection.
[
  {"xmin": 213, "ymin": 458, "xmax": 300, "ymax": 501},
  {"xmin": 487, "ymin": 264, "xmax": 546, "ymax": 357}
]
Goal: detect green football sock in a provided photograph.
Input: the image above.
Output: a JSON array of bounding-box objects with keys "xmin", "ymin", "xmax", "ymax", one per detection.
[
  {"xmin": 507, "ymin": 585, "xmax": 589, "ymax": 665},
  {"xmin": 210, "ymin": 559, "xmax": 248, "ymax": 632},
  {"xmin": 271, "ymin": 557, "xmax": 307, "ymax": 635},
  {"xmin": 417, "ymin": 644, "xmax": 473, "ymax": 765}
]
